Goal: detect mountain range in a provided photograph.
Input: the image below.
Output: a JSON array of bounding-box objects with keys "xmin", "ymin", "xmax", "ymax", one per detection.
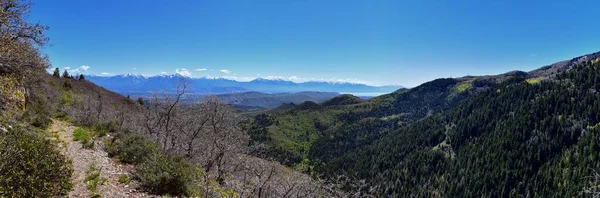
[{"xmin": 85, "ymin": 74, "xmax": 402, "ymax": 96}]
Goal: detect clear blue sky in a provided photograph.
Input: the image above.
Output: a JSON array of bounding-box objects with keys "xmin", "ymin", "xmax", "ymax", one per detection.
[{"xmin": 30, "ymin": 0, "xmax": 600, "ymax": 87}]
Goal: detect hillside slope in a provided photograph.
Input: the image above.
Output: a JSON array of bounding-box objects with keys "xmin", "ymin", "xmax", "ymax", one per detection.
[
  {"xmin": 30, "ymin": 73, "xmax": 345, "ymax": 197},
  {"xmin": 321, "ymin": 58, "xmax": 600, "ymax": 196},
  {"xmin": 50, "ymin": 120, "xmax": 150, "ymax": 197},
  {"xmin": 245, "ymin": 76, "xmax": 487, "ymax": 169},
  {"xmin": 246, "ymin": 51, "xmax": 600, "ymax": 197},
  {"xmin": 215, "ymin": 91, "xmax": 339, "ymax": 108}
]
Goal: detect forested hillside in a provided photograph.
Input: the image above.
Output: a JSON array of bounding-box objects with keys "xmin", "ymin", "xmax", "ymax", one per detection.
[
  {"xmin": 245, "ymin": 76, "xmax": 482, "ymax": 169},
  {"xmin": 324, "ymin": 59, "xmax": 600, "ymax": 197},
  {"xmin": 245, "ymin": 70, "xmax": 531, "ymax": 169},
  {"xmin": 247, "ymin": 54, "xmax": 600, "ymax": 196},
  {"xmin": 4, "ymin": 0, "xmax": 600, "ymax": 197}
]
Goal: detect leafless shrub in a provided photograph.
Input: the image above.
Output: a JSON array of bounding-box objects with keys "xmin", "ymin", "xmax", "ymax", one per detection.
[
  {"xmin": 583, "ymin": 169, "xmax": 600, "ymax": 198},
  {"xmin": 0, "ymin": 0, "xmax": 50, "ymax": 77}
]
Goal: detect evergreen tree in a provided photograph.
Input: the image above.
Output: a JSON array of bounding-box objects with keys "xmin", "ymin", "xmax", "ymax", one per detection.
[
  {"xmin": 79, "ymin": 74, "xmax": 85, "ymax": 80},
  {"xmin": 62, "ymin": 70, "xmax": 70, "ymax": 79},
  {"xmin": 137, "ymin": 97, "xmax": 144, "ymax": 106},
  {"xmin": 52, "ymin": 68, "xmax": 60, "ymax": 77}
]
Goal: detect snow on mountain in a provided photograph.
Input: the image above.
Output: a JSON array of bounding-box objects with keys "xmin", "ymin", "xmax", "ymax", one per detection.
[{"xmin": 85, "ymin": 74, "xmax": 403, "ymax": 96}]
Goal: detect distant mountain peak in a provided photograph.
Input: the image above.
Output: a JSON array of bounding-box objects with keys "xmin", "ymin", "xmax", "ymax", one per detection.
[
  {"xmin": 251, "ymin": 77, "xmax": 289, "ymax": 82},
  {"xmin": 86, "ymin": 74, "xmax": 403, "ymax": 96},
  {"xmin": 118, "ymin": 73, "xmax": 149, "ymax": 78}
]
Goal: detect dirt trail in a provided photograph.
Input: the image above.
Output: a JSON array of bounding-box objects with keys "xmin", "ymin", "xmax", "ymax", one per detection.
[{"xmin": 49, "ymin": 120, "xmax": 155, "ymax": 198}]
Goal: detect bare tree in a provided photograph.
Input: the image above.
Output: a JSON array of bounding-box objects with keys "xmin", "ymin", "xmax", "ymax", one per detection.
[
  {"xmin": 0, "ymin": 0, "xmax": 50, "ymax": 113},
  {"xmin": 131, "ymin": 80, "xmax": 358, "ymax": 197},
  {"xmin": 195, "ymin": 96, "xmax": 247, "ymax": 183},
  {"xmin": 140, "ymin": 80, "xmax": 248, "ymax": 182},
  {"xmin": 583, "ymin": 169, "xmax": 600, "ymax": 198},
  {"xmin": 140, "ymin": 79, "xmax": 188, "ymax": 152},
  {"xmin": 0, "ymin": 0, "xmax": 49, "ymax": 45},
  {"xmin": 0, "ymin": 0, "xmax": 50, "ymax": 75}
]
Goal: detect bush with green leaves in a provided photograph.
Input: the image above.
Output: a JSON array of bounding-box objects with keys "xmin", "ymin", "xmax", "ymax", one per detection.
[
  {"xmin": 105, "ymin": 132, "xmax": 159, "ymax": 164},
  {"xmin": 0, "ymin": 127, "xmax": 73, "ymax": 197},
  {"xmin": 54, "ymin": 110, "xmax": 72, "ymax": 121},
  {"xmin": 119, "ymin": 174, "xmax": 131, "ymax": 184},
  {"xmin": 135, "ymin": 152, "xmax": 201, "ymax": 196},
  {"xmin": 73, "ymin": 127, "xmax": 94, "ymax": 149},
  {"xmin": 105, "ymin": 132, "xmax": 158, "ymax": 165},
  {"xmin": 21, "ymin": 94, "xmax": 52, "ymax": 129},
  {"xmin": 84, "ymin": 164, "xmax": 106, "ymax": 196},
  {"xmin": 22, "ymin": 109, "xmax": 52, "ymax": 129},
  {"xmin": 92, "ymin": 120, "xmax": 117, "ymax": 137}
]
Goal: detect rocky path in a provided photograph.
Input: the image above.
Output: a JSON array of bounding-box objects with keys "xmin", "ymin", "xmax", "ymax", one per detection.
[{"xmin": 49, "ymin": 120, "xmax": 156, "ymax": 198}]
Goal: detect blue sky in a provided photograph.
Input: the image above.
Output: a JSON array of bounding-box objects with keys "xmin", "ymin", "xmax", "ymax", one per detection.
[{"xmin": 30, "ymin": 0, "xmax": 600, "ymax": 87}]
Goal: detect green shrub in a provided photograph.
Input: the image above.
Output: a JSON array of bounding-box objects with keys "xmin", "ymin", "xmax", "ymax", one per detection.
[
  {"xmin": 105, "ymin": 132, "xmax": 158, "ymax": 165},
  {"xmin": 82, "ymin": 139, "xmax": 95, "ymax": 149},
  {"xmin": 84, "ymin": 164, "xmax": 106, "ymax": 193},
  {"xmin": 25, "ymin": 112, "xmax": 52, "ymax": 129},
  {"xmin": 74, "ymin": 127, "xmax": 94, "ymax": 149},
  {"xmin": 92, "ymin": 120, "xmax": 117, "ymax": 137},
  {"xmin": 135, "ymin": 152, "xmax": 201, "ymax": 196},
  {"xmin": 63, "ymin": 79, "xmax": 72, "ymax": 89},
  {"xmin": 0, "ymin": 127, "xmax": 73, "ymax": 197},
  {"xmin": 54, "ymin": 110, "xmax": 72, "ymax": 122},
  {"xmin": 58, "ymin": 90, "xmax": 75, "ymax": 107},
  {"xmin": 118, "ymin": 175, "xmax": 131, "ymax": 184},
  {"xmin": 21, "ymin": 94, "xmax": 52, "ymax": 129},
  {"xmin": 92, "ymin": 124, "xmax": 108, "ymax": 137},
  {"xmin": 73, "ymin": 127, "xmax": 91, "ymax": 141}
]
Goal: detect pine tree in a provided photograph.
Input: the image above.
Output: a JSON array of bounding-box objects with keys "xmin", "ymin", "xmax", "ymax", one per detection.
[
  {"xmin": 79, "ymin": 74, "xmax": 85, "ymax": 80},
  {"xmin": 53, "ymin": 68, "xmax": 60, "ymax": 77},
  {"xmin": 62, "ymin": 70, "xmax": 70, "ymax": 79},
  {"xmin": 137, "ymin": 97, "xmax": 144, "ymax": 106}
]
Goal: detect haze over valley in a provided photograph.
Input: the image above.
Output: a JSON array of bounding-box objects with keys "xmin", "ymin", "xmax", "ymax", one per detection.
[{"xmin": 3, "ymin": 0, "xmax": 600, "ymax": 197}]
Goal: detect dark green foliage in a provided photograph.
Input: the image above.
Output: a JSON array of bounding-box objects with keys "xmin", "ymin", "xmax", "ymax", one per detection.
[
  {"xmin": 93, "ymin": 125, "xmax": 108, "ymax": 137},
  {"xmin": 79, "ymin": 74, "xmax": 85, "ymax": 80},
  {"xmin": 246, "ymin": 77, "xmax": 479, "ymax": 170},
  {"xmin": 137, "ymin": 97, "xmax": 144, "ymax": 105},
  {"xmin": 63, "ymin": 79, "xmax": 72, "ymax": 89},
  {"xmin": 135, "ymin": 152, "xmax": 200, "ymax": 196},
  {"xmin": 53, "ymin": 68, "xmax": 60, "ymax": 77},
  {"xmin": 105, "ymin": 132, "xmax": 159, "ymax": 165},
  {"xmin": 247, "ymin": 114, "xmax": 275, "ymax": 146},
  {"xmin": 294, "ymin": 101, "xmax": 321, "ymax": 111},
  {"xmin": 309, "ymin": 117, "xmax": 396, "ymax": 165},
  {"xmin": 0, "ymin": 127, "xmax": 73, "ymax": 197},
  {"xmin": 317, "ymin": 61, "xmax": 600, "ymax": 196},
  {"xmin": 73, "ymin": 127, "xmax": 91, "ymax": 141},
  {"xmin": 73, "ymin": 127, "xmax": 94, "ymax": 149},
  {"xmin": 62, "ymin": 70, "xmax": 70, "ymax": 79},
  {"xmin": 21, "ymin": 94, "xmax": 52, "ymax": 129},
  {"xmin": 321, "ymin": 94, "xmax": 364, "ymax": 106},
  {"xmin": 54, "ymin": 110, "xmax": 71, "ymax": 121},
  {"xmin": 105, "ymin": 131, "xmax": 201, "ymax": 196},
  {"xmin": 92, "ymin": 121, "xmax": 116, "ymax": 137},
  {"xmin": 27, "ymin": 113, "xmax": 52, "ymax": 128},
  {"xmin": 84, "ymin": 164, "xmax": 106, "ymax": 194},
  {"xmin": 118, "ymin": 175, "xmax": 131, "ymax": 184}
]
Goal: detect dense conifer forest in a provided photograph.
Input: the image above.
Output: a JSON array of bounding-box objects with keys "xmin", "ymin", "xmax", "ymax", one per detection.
[{"xmin": 247, "ymin": 58, "xmax": 600, "ymax": 197}]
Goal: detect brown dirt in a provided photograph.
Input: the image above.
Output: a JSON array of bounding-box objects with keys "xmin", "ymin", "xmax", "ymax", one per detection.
[{"xmin": 49, "ymin": 119, "xmax": 158, "ymax": 198}]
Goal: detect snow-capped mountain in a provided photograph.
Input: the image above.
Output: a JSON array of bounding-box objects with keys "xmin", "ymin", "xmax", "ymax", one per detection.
[{"xmin": 86, "ymin": 74, "xmax": 403, "ymax": 96}]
